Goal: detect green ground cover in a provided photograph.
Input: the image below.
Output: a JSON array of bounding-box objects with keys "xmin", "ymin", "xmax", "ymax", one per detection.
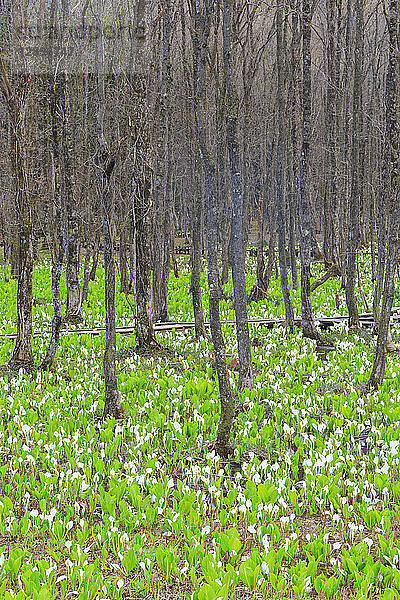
[{"xmin": 0, "ymin": 254, "xmax": 399, "ymax": 599}]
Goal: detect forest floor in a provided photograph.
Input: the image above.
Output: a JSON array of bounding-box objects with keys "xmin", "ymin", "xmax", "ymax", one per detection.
[{"xmin": 0, "ymin": 253, "xmax": 400, "ymax": 599}]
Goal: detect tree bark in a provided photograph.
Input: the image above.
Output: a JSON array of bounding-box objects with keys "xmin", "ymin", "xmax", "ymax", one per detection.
[
  {"xmin": 41, "ymin": 56, "xmax": 65, "ymax": 370},
  {"xmin": 152, "ymin": 0, "xmax": 172, "ymax": 323},
  {"xmin": 368, "ymin": 0, "xmax": 400, "ymax": 388},
  {"xmin": 323, "ymin": 0, "xmax": 341, "ymax": 269},
  {"xmin": 89, "ymin": 232, "xmax": 100, "ymax": 282},
  {"xmin": 223, "ymin": 0, "xmax": 253, "ymax": 390},
  {"xmin": 276, "ymin": 0, "xmax": 295, "ymax": 331},
  {"xmin": 0, "ymin": 59, "xmax": 34, "ymax": 369},
  {"xmin": 64, "ymin": 72, "xmax": 82, "ymax": 324},
  {"xmin": 96, "ymin": 23, "xmax": 123, "ymax": 419},
  {"xmin": 298, "ymin": 0, "xmax": 321, "ymax": 341},
  {"xmin": 119, "ymin": 226, "xmax": 131, "ymax": 295},
  {"xmin": 132, "ymin": 0, "xmax": 158, "ymax": 349},
  {"xmin": 345, "ymin": 0, "xmax": 362, "ymax": 330},
  {"xmin": 81, "ymin": 239, "xmax": 92, "ymax": 305},
  {"xmin": 288, "ymin": 0, "xmax": 301, "ymax": 293},
  {"xmin": 190, "ymin": 177, "xmax": 207, "ymax": 338},
  {"xmin": 192, "ymin": 0, "xmax": 234, "ymax": 454}
]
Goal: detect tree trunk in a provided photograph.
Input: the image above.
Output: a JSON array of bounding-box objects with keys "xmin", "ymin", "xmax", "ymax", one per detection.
[
  {"xmin": 81, "ymin": 239, "xmax": 92, "ymax": 305},
  {"xmin": 131, "ymin": 0, "xmax": 158, "ymax": 349},
  {"xmin": 42, "ymin": 209, "xmax": 64, "ymax": 370},
  {"xmin": 298, "ymin": 0, "xmax": 321, "ymax": 341},
  {"xmin": 152, "ymin": 0, "xmax": 172, "ymax": 323},
  {"xmin": 255, "ymin": 199, "xmax": 265, "ymax": 287},
  {"xmin": 96, "ymin": 24, "xmax": 123, "ymax": 419},
  {"xmin": 373, "ymin": 186, "xmax": 387, "ymax": 333},
  {"xmin": 64, "ymin": 73, "xmax": 82, "ymax": 323},
  {"xmin": 323, "ymin": 0, "xmax": 341, "ymax": 269},
  {"xmin": 192, "ymin": 0, "xmax": 234, "ymax": 455},
  {"xmin": 41, "ymin": 65, "xmax": 65, "ymax": 371},
  {"xmin": 190, "ymin": 180, "xmax": 207, "ymax": 338},
  {"xmin": 0, "ymin": 59, "xmax": 34, "ymax": 369},
  {"xmin": 89, "ymin": 232, "xmax": 100, "ymax": 281},
  {"xmin": 133, "ymin": 151, "xmax": 157, "ymax": 347},
  {"xmin": 119, "ymin": 227, "xmax": 129, "ymax": 295},
  {"xmin": 345, "ymin": 0, "xmax": 362, "ymax": 330},
  {"xmin": 223, "ymin": 0, "xmax": 253, "ymax": 390},
  {"xmin": 368, "ymin": 0, "xmax": 400, "ymax": 388},
  {"xmin": 289, "ymin": 0, "xmax": 301, "ymax": 293},
  {"xmin": 276, "ymin": 0, "xmax": 295, "ymax": 331},
  {"xmin": 102, "ymin": 169, "xmax": 122, "ymax": 418}
]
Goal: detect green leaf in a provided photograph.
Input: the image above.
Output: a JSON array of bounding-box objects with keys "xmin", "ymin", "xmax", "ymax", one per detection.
[
  {"xmin": 37, "ymin": 586, "xmax": 52, "ymax": 600},
  {"xmin": 257, "ymin": 483, "xmax": 278, "ymax": 504},
  {"xmin": 198, "ymin": 583, "xmax": 217, "ymax": 600},
  {"xmin": 238, "ymin": 560, "xmax": 260, "ymax": 590},
  {"xmin": 383, "ymin": 589, "xmax": 399, "ymax": 600}
]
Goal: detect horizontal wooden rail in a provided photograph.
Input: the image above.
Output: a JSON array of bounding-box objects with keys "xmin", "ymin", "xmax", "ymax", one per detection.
[{"xmin": 1, "ymin": 308, "xmax": 400, "ymax": 340}]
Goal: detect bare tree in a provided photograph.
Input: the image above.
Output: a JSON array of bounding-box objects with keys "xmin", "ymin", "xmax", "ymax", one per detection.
[
  {"xmin": 223, "ymin": 0, "xmax": 253, "ymax": 390},
  {"xmin": 96, "ymin": 8, "xmax": 123, "ymax": 419},
  {"xmin": 132, "ymin": 0, "xmax": 159, "ymax": 349},
  {"xmin": 152, "ymin": 0, "xmax": 172, "ymax": 323},
  {"xmin": 41, "ymin": 0, "xmax": 65, "ymax": 370},
  {"xmin": 345, "ymin": 0, "xmax": 362, "ymax": 330},
  {"xmin": 368, "ymin": 0, "xmax": 400, "ymax": 388},
  {"xmin": 0, "ymin": 52, "xmax": 34, "ymax": 368},
  {"xmin": 298, "ymin": 0, "xmax": 321, "ymax": 341},
  {"xmin": 192, "ymin": 0, "xmax": 235, "ymax": 455},
  {"xmin": 276, "ymin": 0, "xmax": 294, "ymax": 331}
]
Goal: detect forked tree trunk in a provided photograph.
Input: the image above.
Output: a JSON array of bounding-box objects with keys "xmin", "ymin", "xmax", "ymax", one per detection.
[
  {"xmin": 0, "ymin": 59, "xmax": 34, "ymax": 369},
  {"xmin": 223, "ymin": 0, "xmax": 253, "ymax": 390},
  {"xmin": 368, "ymin": 0, "xmax": 400, "ymax": 388}
]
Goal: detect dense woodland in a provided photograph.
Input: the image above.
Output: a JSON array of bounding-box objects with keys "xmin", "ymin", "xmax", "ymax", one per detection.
[{"xmin": 0, "ymin": 0, "xmax": 399, "ymax": 599}]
